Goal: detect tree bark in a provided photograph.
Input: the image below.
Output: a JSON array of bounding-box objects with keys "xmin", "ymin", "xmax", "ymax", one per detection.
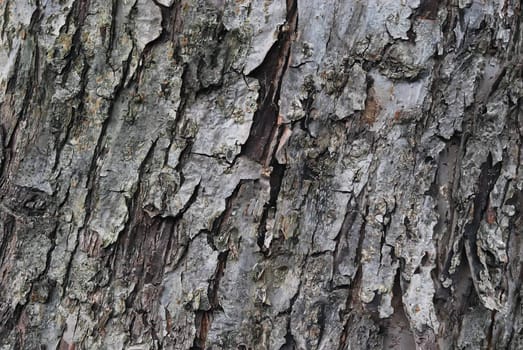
[{"xmin": 0, "ymin": 0, "xmax": 522, "ymax": 349}]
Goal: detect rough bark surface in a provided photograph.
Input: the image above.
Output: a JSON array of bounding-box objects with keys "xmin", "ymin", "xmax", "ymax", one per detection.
[{"xmin": 0, "ymin": 0, "xmax": 522, "ymax": 349}]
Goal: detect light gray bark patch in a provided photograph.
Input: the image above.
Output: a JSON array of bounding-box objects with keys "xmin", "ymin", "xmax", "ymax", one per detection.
[
  {"xmin": 189, "ymin": 78, "xmax": 259, "ymax": 160},
  {"xmin": 132, "ymin": 0, "xmax": 163, "ymax": 52}
]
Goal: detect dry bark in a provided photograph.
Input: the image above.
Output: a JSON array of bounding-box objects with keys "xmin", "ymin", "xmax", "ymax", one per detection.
[{"xmin": 0, "ymin": 0, "xmax": 522, "ymax": 349}]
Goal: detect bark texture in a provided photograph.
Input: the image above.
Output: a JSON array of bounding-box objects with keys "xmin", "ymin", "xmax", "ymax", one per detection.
[{"xmin": 0, "ymin": 0, "xmax": 522, "ymax": 349}]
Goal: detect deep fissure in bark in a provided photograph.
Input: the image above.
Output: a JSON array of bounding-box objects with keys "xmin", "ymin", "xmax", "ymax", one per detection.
[{"xmin": 242, "ymin": 0, "xmax": 298, "ymax": 164}]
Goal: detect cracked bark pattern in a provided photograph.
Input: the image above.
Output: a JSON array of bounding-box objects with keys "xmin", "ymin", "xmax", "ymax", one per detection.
[{"xmin": 0, "ymin": 0, "xmax": 522, "ymax": 349}]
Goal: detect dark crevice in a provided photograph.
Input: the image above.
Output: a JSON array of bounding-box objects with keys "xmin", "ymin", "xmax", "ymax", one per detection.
[
  {"xmin": 279, "ymin": 329, "xmax": 297, "ymax": 350},
  {"xmin": 0, "ymin": 303, "xmax": 24, "ymax": 344},
  {"xmin": 486, "ymin": 310, "xmax": 496, "ymax": 349},
  {"xmin": 242, "ymin": 0, "xmax": 298, "ymax": 164},
  {"xmin": 0, "ymin": 214, "xmax": 15, "ymax": 270},
  {"xmin": 191, "ymin": 179, "xmax": 247, "ymax": 349},
  {"xmin": 129, "ymin": 0, "xmax": 181, "ymax": 86},
  {"xmin": 268, "ymin": 159, "xmax": 286, "ymax": 207},
  {"xmin": 487, "ymin": 66, "xmax": 507, "ymax": 98},
  {"xmin": 1, "ymin": 0, "xmax": 11, "ymax": 40},
  {"xmin": 106, "ymin": 0, "xmax": 119, "ymax": 57},
  {"xmin": 336, "ymin": 204, "xmax": 368, "ymax": 350},
  {"xmin": 60, "ymin": 0, "xmax": 91, "ymax": 80},
  {"xmin": 414, "ymin": 0, "xmax": 441, "ymax": 21},
  {"xmin": 102, "ymin": 138, "xmax": 166, "ymax": 297},
  {"xmin": 256, "ymin": 131, "xmax": 287, "ymax": 255},
  {"xmin": 114, "ymin": 137, "xmax": 159, "ymax": 244},
  {"xmin": 28, "ymin": 0, "xmax": 43, "ymax": 35},
  {"xmin": 309, "ymin": 250, "xmax": 332, "ymax": 258},
  {"xmin": 61, "ymin": 234, "xmax": 79, "ymax": 297},
  {"xmin": 463, "ymin": 152, "xmax": 503, "ymax": 305},
  {"xmin": 439, "ymin": 132, "xmax": 468, "ymax": 282},
  {"xmin": 278, "ymin": 275, "xmax": 302, "ymax": 349},
  {"xmin": 315, "ymin": 302, "xmax": 327, "ymax": 347},
  {"xmin": 191, "ymin": 250, "xmax": 229, "ymax": 349},
  {"xmin": 331, "ymin": 196, "xmax": 360, "ymax": 285},
  {"xmin": 209, "ymin": 181, "xmax": 244, "ymax": 250},
  {"xmin": 383, "ymin": 268, "xmax": 417, "ymax": 349}
]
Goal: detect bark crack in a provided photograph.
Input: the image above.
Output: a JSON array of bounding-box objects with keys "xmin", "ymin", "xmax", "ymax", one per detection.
[
  {"xmin": 463, "ymin": 152, "xmax": 503, "ymax": 309},
  {"xmin": 242, "ymin": 0, "xmax": 298, "ymax": 164}
]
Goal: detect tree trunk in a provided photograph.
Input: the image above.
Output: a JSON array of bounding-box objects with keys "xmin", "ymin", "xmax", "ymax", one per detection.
[{"xmin": 0, "ymin": 0, "xmax": 522, "ymax": 349}]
